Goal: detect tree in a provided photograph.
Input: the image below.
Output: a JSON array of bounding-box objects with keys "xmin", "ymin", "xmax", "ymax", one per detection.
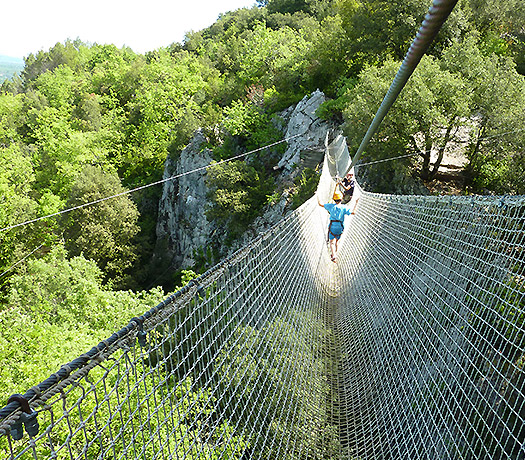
[
  {"xmin": 303, "ymin": 14, "xmax": 353, "ymax": 96},
  {"xmin": 1, "ymin": 244, "xmax": 165, "ymax": 401},
  {"xmin": 233, "ymin": 22, "xmax": 311, "ymax": 108},
  {"xmin": 62, "ymin": 165, "xmax": 140, "ymax": 287},
  {"xmin": 266, "ymin": 0, "xmax": 307, "ymax": 14},
  {"xmin": 342, "ymin": 55, "xmax": 471, "ymax": 192},
  {"xmin": 0, "ymin": 144, "xmax": 41, "ymax": 289},
  {"xmin": 441, "ymin": 36, "xmax": 525, "ymax": 193},
  {"xmin": 21, "ymin": 41, "xmax": 84, "ymax": 85},
  {"xmin": 463, "ymin": 0, "xmax": 525, "ymax": 38},
  {"xmin": 337, "ymin": 0, "xmax": 430, "ymax": 67},
  {"xmin": 206, "ymin": 160, "xmax": 274, "ymax": 239},
  {"xmin": 124, "ymin": 50, "xmax": 221, "ymax": 183}
]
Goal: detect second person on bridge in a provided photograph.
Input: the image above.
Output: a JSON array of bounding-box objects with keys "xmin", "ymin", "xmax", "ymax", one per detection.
[{"xmin": 318, "ymin": 191, "xmax": 354, "ymax": 263}]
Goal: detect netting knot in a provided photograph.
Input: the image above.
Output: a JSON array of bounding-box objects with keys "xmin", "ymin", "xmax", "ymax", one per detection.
[{"xmin": 29, "ymin": 386, "xmax": 41, "ymax": 399}]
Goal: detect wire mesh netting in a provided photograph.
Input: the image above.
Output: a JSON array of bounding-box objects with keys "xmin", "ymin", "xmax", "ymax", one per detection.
[
  {"xmin": 1, "ymin": 175, "xmax": 524, "ymax": 459},
  {"xmin": 336, "ymin": 193, "xmax": 525, "ymax": 459},
  {"xmin": 0, "ymin": 188, "xmax": 339, "ymax": 459}
]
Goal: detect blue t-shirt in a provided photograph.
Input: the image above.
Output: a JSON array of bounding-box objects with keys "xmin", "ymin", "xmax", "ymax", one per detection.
[{"xmin": 324, "ymin": 203, "xmax": 352, "ymax": 222}]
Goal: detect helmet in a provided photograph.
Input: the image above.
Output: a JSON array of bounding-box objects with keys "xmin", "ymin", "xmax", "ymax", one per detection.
[{"xmin": 333, "ymin": 191, "xmax": 343, "ymax": 201}]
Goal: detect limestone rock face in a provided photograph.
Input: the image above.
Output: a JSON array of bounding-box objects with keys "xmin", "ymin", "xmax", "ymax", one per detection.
[
  {"xmin": 155, "ymin": 91, "xmax": 337, "ymax": 270},
  {"xmin": 277, "ymin": 90, "xmax": 331, "ymax": 173}
]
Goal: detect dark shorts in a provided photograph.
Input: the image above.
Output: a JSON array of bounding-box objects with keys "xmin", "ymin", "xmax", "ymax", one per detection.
[{"xmin": 342, "ymin": 190, "xmax": 354, "ymax": 204}]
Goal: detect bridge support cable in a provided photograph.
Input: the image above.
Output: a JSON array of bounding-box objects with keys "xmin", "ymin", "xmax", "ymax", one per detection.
[{"xmin": 348, "ymin": 0, "xmax": 459, "ymax": 173}]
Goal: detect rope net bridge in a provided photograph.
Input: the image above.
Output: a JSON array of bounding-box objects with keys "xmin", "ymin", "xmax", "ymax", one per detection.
[{"xmin": 1, "ymin": 136, "xmax": 524, "ymax": 459}]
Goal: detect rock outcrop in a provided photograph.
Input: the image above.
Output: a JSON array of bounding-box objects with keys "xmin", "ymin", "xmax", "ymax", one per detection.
[
  {"xmin": 276, "ymin": 89, "xmax": 333, "ymax": 173},
  {"xmin": 155, "ymin": 130, "xmax": 214, "ymax": 269},
  {"xmin": 155, "ymin": 90, "xmax": 337, "ymax": 271}
]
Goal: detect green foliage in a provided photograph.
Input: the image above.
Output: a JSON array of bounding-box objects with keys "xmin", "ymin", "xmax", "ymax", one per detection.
[
  {"xmin": 316, "ymin": 76, "xmax": 358, "ymax": 120},
  {"xmin": 465, "ymin": 251, "xmax": 525, "ymax": 458},
  {"xmin": 214, "ymin": 312, "xmax": 340, "ymax": 459},
  {"xmin": 21, "ymin": 40, "xmax": 87, "ymax": 84},
  {"xmin": 62, "ymin": 165, "xmax": 140, "ymax": 287},
  {"xmin": 125, "ymin": 50, "xmax": 221, "ymax": 183},
  {"xmin": 337, "ymin": 0, "xmax": 429, "ymax": 66},
  {"xmin": 302, "ymin": 15, "xmax": 354, "ymax": 96},
  {"xmin": 290, "ymin": 167, "xmax": 321, "ymax": 209},
  {"xmin": 191, "ymin": 17, "xmax": 313, "ymax": 110},
  {"xmin": 342, "ymin": 55, "xmax": 472, "ymax": 192},
  {"xmin": 266, "ymin": 191, "xmax": 281, "ymax": 205},
  {"xmin": 217, "ymin": 97, "xmax": 286, "ymax": 160},
  {"xmin": 210, "ymin": 97, "xmax": 286, "ymax": 235},
  {"xmin": 1, "ymin": 0, "xmax": 524, "ymax": 421},
  {"xmin": 463, "ymin": 0, "xmax": 525, "ymax": 40},
  {"xmin": 0, "ymin": 245, "xmax": 165, "ymax": 401},
  {"xmin": 0, "ymin": 141, "xmax": 42, "ymax": 288},
  {"xmin": 476, "ymin": 275, "xmax": 525, "ymax": 360},
  {"xmin": 264, "ymin": 0, "xmax": 335, "ymax": 18},
  {"xmin": 180, "ymin": 269, "xmax": 199, "ymax": 287},
  {"xmin": 441, "ymin": 35, "xmax": 525, "ymax": 193},
  {"xmin": 206, "ymin": 160, "xmax": 275, "ymax": 239},
  {"xmin": 235, "ymin": 23, "xmax": 311, "ymax": 103},
  {"xmin": 192, "ymin": 244, "xmax": 219, "ymax": 274},
  {"xmin": 0, "ymin": 91, "xmax": 25, "ymax": 144},
  {"xmin": 267, "ymin": 0, "xmax": 309, "ymax": 14},
  {"xmin": 222, "ymin": 99, "xmax": 263, "ymax": 137}
]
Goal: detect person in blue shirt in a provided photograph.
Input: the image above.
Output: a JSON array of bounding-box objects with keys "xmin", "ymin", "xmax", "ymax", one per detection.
[{"xmin": 318, "ymin": 191, "xmax": 353, "ymax": 262}]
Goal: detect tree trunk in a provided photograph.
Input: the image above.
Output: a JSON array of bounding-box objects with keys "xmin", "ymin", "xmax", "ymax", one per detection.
[
  {"xmin": 420, "ymin": 134, "xmax": 433, "ymax": 180},
  {"xmin": 428, "ymin": 118, "xmax": 457, "ymax": 180},
  {"xmin": 464, "ymin": 121, "xmax": 486, "ymax": 184},
  {"xmin": 468, "ymin": 121, "xmax": 486, "ymax": 163}
]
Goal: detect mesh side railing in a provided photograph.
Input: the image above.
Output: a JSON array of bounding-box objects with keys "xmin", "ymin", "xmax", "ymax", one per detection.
[
  {"xmin": 2, "ymin": 180, "xmax": 524, "ymax": 460},
  {"xmin": 0, "ymin": 196, "xmax": 339, "ymax": 460},
  {"xmin": 337, "ymin": 193, "xmax": 525, "ymax": 460}
]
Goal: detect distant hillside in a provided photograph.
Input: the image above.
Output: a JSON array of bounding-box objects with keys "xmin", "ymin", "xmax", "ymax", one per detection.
[{"xmin": 0, "ymin": 55, "xmax": 24, "ymax": 81}]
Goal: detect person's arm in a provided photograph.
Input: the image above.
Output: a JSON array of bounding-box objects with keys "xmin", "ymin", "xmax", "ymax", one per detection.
[{"xmin": 317, "ymin": 196, "xmax": 324, "ymax": 207}]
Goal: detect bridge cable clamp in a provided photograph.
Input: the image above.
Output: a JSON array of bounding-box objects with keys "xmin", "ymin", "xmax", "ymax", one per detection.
[
  {"xmin": 6, "ymin": 394, "xmax": 39, "ymax": 440},
  {"xmin": 197, "ymin": 285, "xmax": 206, "ymax": 299},
  {"xmin": 130, "ymin": 317, "xmax": 147, "ymax": 348}
]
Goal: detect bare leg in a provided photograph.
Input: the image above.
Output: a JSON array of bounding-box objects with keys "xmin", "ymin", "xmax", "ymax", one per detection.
[
  {"xmin": 329, "ymin": 238, "xmax": 339, "ymax": 262},
  {"xmin": 329, "ymin": 239, "xmax": 336, "ymax": 261},
  {"xmin": 352, "ymin": 198, "xmax": 360, "ymax": 215}
]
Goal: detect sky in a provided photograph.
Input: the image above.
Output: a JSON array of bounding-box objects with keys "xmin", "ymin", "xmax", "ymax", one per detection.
[{"xmin": 1, "ymin": 0, "xmax": 257, "ymax": 58}]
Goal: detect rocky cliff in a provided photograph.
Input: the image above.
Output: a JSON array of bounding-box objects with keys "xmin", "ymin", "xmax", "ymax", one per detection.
[{"xmin": 155, "ymin": 90, "xmax": 338, "ymax": 271}]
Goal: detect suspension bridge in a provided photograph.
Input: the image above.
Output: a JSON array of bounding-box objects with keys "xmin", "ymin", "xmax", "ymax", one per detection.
[{"xmin": 1, "ymin": 0, "xmax": 524, "ymax": 458}]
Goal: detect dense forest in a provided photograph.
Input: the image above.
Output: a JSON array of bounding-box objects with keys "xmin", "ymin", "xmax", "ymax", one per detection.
[{"xmin": 0, "ymin": 0, "xmax": 524, "ymax": 401}]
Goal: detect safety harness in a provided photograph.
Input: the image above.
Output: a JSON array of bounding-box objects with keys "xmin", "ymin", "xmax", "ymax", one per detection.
[{"xmin": 327, "ymin": 220, "xmax": 344, "ymax": 241}]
